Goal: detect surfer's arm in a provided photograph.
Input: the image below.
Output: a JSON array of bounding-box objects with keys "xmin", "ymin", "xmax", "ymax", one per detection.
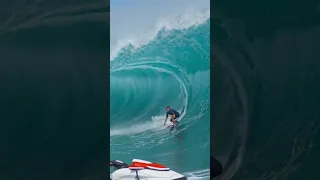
[{"xmin": 164, "ymin": 113, "xmax": 168, "ymax": 125}]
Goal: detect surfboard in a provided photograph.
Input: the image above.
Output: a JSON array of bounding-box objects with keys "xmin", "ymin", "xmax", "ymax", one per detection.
[
  {"xmin": 169, "ymin": 121, "xmax": 179, "ymax": 131},
  {"xmin": 169, "ymin": 124, "xmax": 175, "ymax": 131}
]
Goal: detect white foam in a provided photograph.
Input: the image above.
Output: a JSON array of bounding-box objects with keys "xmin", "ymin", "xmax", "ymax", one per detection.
[
  {"xmin": 110, "ymin": 109, "xmax": 188, "ymax": 137},
  {"xmin": 184, "ymin": 168, "xmax": 210, "ymax": 180},
  {"xmin": 110, "ymin": 116, "xmax": 165, "ymax": 136}
]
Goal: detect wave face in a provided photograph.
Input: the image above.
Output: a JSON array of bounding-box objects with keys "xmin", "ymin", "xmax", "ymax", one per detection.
[{"xmin": 110, "ymin": 16, "xmax": 210, "ymax": 179}]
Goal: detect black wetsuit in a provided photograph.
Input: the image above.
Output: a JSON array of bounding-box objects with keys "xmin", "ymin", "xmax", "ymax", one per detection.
[{"xmin": 166, "ymin": 109, "xmax": 180, "ymax": 120}]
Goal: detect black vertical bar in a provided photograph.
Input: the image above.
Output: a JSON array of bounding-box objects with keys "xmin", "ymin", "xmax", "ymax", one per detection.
[
  {"xmin": 210, "ymin": 1, "xmax": 223, "ymax": 179},
  {"xmin": 0, "ymin": 0, "xmax": 110, "ymax": 179}
]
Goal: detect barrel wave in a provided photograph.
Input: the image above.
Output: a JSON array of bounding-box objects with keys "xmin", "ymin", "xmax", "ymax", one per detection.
[{"xmin": 110, "ymin": 16, "xmax": 210, "ymax": 179}]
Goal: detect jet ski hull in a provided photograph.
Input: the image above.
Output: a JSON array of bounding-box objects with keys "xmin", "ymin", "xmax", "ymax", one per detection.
[
  {"xmin": 110, "ymin": 159, "xmax": 187, "ymax": 180},
  {"xmin": 111, "ymin": 168, "xmax": 186, "ymax": 180}
]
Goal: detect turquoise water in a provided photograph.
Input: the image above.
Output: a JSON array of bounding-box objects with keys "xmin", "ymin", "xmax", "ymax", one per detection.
[{"xmin": 110, "ymin": 19, "xmax": 210, "ymax": 179}]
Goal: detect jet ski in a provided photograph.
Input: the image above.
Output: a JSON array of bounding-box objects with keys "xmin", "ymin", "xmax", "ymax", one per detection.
[{"xmin": 110, "ymin": 159, "xmax": 187, "ymax": 180}]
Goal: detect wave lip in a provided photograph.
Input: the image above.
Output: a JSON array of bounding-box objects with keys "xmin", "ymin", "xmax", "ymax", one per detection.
[{"xmin": 111, "ymin": 9, "xmax": 209, "ymax": 60}]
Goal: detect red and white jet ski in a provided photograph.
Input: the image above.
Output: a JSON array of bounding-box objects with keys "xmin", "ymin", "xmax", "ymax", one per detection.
[{"xmin": 110, "ymin": 159, "xmax": 187, "ymax": 180}]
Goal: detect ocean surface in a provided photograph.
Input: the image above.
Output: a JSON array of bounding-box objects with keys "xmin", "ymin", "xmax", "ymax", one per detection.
[{"xmin": 110, "ymin": 13, "xmax": 210, "ymax": 179}]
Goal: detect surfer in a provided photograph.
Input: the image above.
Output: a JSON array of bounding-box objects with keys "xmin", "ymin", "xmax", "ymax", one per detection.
[{"xmin": 164, "ymin": 106, "xmax": 180, "ymax": 126}]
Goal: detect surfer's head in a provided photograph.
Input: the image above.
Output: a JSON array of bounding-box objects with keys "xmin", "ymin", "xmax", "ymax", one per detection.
[{"xmin": 166, "ymin": 106, "xmax": 170, "ymax": 112}]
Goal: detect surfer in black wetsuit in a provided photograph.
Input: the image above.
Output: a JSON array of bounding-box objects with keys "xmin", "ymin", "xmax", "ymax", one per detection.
[{"xmin": 164, "ymin": 106, "xmax": 180, "ymax": 126}]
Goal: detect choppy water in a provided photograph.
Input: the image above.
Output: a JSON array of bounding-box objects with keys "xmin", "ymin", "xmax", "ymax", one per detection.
[{"xmin": 110, "ymin": 12, "xmax": 210, "ymax": 179}]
